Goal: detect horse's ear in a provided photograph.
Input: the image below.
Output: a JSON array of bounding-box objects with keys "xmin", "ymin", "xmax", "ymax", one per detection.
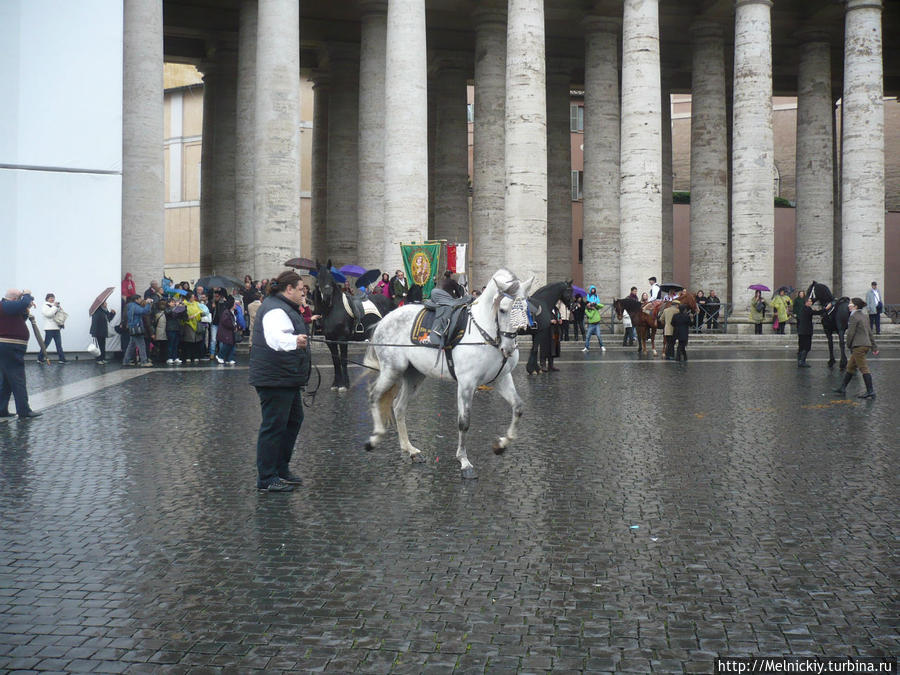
[
  {"xmin": 521, "ymin": 276, "xmax": 535, "ymax": 296},
  {"xmin": 566, "ymin": 279, "xmax": 573, "ymax": 286}
]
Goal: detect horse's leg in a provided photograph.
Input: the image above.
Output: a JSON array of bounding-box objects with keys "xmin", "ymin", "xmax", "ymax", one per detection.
[
  {"xmin": 454, "ymin": 380, "xmax": 478, "ymax": 479},
  {"xmin": 492, "ymin": 371, "xmax": 523, "ymax": 456},
  {"xmin": 838, "ymin": 329, "xmax": 847, "ymax": 371},
  {"xmin": 394, "ymin": 368, "xmax": 426, "ymax": 463},
  {"xmin": 338, "ymin": 343, "xmax": 349, "ymax": 391},
  {"xmin": 328, "ymin": 343, "xmax": 342, "ymax": 389},
  {"xmin": 366, "ymin": 367, "xmax": 399, "ymax": 451},
  {"xmin": 651, "ymin": 328, "xmax": 658, "ymax": 357},
  {"xmin": 825, "ymin": 330, "xmax": 835, "ymax": 368}
]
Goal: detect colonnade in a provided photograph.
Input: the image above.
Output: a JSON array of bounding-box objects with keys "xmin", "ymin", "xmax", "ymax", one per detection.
[{"xmin": 122, "ymin": 0, "xmax": 886, "ymax": 300}]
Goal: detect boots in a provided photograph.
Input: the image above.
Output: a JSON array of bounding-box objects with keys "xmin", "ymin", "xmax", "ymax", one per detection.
[
  {"xmin": 858, "ymin": 373, "xmax": 875, "ymax": 399},
  {"xmin": 798, "ymin": 351, "xmax": 810, "ymax": 368},
  {"xmin": 622, "ymin": 335, "xmax": 629, "ymax": 346},
  {"xmin": 833, "ymin": 372, "xmax": 854, "ymax": 395}
]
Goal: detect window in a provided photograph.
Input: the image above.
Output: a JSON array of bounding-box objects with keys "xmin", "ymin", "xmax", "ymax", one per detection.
[
  {"xmin": 578, "ymin": 238, "xmax": 583, "ymax": 264},
  {"xmin": 773, "ymin": 164, "xmax": 781, "ymax": 197},
  {"xmin": 570, "ymin": 103, "xmax": 584, "ymax": 132},
  {"xmin": 466, "ymin": 103, "xmax": 474, "ymax": 123},
  {"xmin": 571, "ymin": 170, "xmax": 583, "ymax": 201}
]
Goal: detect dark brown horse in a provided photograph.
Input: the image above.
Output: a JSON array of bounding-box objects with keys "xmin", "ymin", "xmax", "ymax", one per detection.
[{"xmin": 614, "ymin": 291, "xmax": 698, "ymax": 357}]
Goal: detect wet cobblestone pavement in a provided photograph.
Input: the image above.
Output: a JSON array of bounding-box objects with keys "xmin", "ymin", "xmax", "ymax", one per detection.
[{"xmin": 1, "ymin": 347, "xmax": 897, "ymax": 673}]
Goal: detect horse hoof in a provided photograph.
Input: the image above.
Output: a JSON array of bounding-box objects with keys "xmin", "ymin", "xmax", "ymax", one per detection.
[
  {"xmin": 338, "ymin": 386, "xmax": 348, "ymax": 393},
  {"xmin": 827, "ymin": 360, "xmax": 835, "ymax": 368},
  {"xmin": 652, "ymin": 350, "xmax": 658, "ymax": 357},
  {"xmin": 461, "ymin": 467, "xmax": 478, "ymax": 480},
  {"xmin": 492, "ymin": 439, "xmax": 507, "ymax": 455},
  {"xmin": 410, "ymin": 453, "xmax": 426, "ymax": 464},
  {"xmin": 364, "ymin": 440, "xmax": 375, "ymax": 452}
]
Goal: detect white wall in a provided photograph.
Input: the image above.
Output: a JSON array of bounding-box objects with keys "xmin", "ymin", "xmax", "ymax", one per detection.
[{"xmin": 0, "ymin": 0, "xmax": 123, "ymax": 354}]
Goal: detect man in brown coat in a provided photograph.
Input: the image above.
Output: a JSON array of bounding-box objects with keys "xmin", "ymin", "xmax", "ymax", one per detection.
[
  {"xmin": 833, "ymin": 297, "xmax": 878, "ymax": 399},
  {"xmin": 661, "ymin": 301, "xmax": 680, "ymax": 360}
]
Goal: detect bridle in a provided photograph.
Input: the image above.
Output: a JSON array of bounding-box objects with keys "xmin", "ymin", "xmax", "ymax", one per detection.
[{"xmin": 469, "ymin": 294, "xmax": 527, "ymax": 348}]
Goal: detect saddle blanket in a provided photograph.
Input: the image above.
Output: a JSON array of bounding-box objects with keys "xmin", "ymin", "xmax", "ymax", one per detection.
[
  {"xmin": 342, "ymin": 294, "xmax": 383, "ymax": 319},
  {"xmin": 410, "ymin": 307, "xmax": 468, "ymax": 347}
]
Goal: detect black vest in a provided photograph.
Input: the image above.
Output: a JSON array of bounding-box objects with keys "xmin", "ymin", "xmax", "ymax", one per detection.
[{"xmin": 248, "ymin": 295, "xmax": 310, "ymax": 388}]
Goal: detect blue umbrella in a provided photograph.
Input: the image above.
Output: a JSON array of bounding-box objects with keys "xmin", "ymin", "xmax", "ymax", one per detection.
[
  {"xmin": 339, "ymin": 264, "xmax": 367, "ymax": 277},
  {"xmin": 309, "ymin": 267, "xmax": 347, "ymax": 284}
]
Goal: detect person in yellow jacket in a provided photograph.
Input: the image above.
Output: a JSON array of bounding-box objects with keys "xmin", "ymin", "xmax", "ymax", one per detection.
[
  {"xmin": 770, "ymin": 288, "xmax": 792, "ymax": 334},
  {"xmin": 749, "ymin": 290, "xmax": 768, "ymax": 335}
]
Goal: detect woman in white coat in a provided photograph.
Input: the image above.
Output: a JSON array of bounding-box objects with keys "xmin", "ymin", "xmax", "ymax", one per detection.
[{"xmin": 39, "ymin": 293, "xmax": 67, "ymax": 364}]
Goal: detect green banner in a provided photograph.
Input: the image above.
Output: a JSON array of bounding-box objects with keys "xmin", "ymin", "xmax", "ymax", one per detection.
[{"xmin": 401, "ymin": 242, "xmax": 441, "ymax": 298}]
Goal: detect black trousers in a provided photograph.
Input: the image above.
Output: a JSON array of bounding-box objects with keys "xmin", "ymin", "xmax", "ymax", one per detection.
[
  {"xmin": 95, "ymin": 337, "xmax": 107, "ymax": 362},
  {"xmin": 0, "ymin": 343, "xmax": 30, "ymax": 415},
  {"xmin": 255, "ymin": 386, "xmax": 304, "ymax": 486},
  {"xmin": 798, "ymin": 334, "xmax": 812, "ymax": 353},
  {"xmin": 675, "ymin": 339, "xmax": 688, "ymax": 361}
]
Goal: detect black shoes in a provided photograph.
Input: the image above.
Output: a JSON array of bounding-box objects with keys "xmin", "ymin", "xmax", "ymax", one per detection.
[
  {"xmin": 833, "ymin": 372, "xmax": 854, "ymax": 395},
  {"xmin": 858, "ymin": 373, "xmax": 876, "ymax": 399},
  {"xmin": 279, "ymin": 473, "xmax": 303, "ymax": 485},
  {"xmin": 18, "ymin": 410, "xmax": 43, "ymax": 419},
  {"xmin": 258, "ymin": 477, "xmax": 294, "ymax": 492}
]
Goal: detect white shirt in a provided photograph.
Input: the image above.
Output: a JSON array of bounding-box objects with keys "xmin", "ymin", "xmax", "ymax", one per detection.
[
  {"xmin": 261, "ymin": 308, "xmax": 302, "ymax": 352},
  {"xmin": 649, "ymin": 284, "xmax": 660, "ymax": 301}
]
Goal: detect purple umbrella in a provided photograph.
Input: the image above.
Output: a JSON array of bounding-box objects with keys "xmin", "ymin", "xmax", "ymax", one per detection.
[
  {"xmin": 339, "ymin": 264, "xmax": 367, "ymax": 277},
  {"xmin": 572, "ymin": 285, "xmax": 587, "ymax": 298},
  {"xmin": 748, "ymin": 284, "xmax": 771, "ymax": 292}
]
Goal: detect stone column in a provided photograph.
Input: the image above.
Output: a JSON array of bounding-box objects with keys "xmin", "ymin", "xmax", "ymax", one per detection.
[
  {"xmin": 357, "ymin": 1, "xmax": 387, "ymax": 271},
  {"xmin": 432, "ymin": 52, "xmax": 471, "ymax": 246},
  {"xmin": 122, "ymin": 0, "xmax": 165, "ymax": 290},
  {"xmin": 505, "ymin": 0, "xmax": 547, "ymax": 287},
  {"xmin": 795, "ymin": 35, "xmax": 834, "ymax": 290},
  {"xmin": 731, "ymin": 0, "xmax": 774, "ymax": 305},
  {"xmin": 582, "ymin": 16, "xmax": 620, "ymax": 298},
  {"xmin": 210, "ymin": 50, "xmax": 238, "ymax": 277},
  {"xmin": 234, "ymin": 0, "xmax": 257, "ymax": 277},
  {"xmin": 546, "ymin": 59, "xmax": 574, "ymax": 282},
  {"xmin": 689, "ymin": 22, "xmax": 729, "ymax": 296},
  {"xmin": 384, "ymin": 0, "xmax": 429, "ymax": 273},
  {"xmin": 841, "ymin": 0, "xmax": 884, "ymax": 296},
  {"xmin": 471, "ymin": 5, "xmax": 507, "ymax": 288},
  {"xmin": 253, "ymin": 0, "xmax": 300, "ymax": 277},
  {"xmin": 199, "ymin": 64, "xmax": 217, "ymax": 276},
  {"xmin": 310, "ymin": 71, "xmax": 329, "ymax": 263},
  {"xmin": 619, "ymin": 0, "xmax": 662, "ymax": 297},
  {"xmin": 326, "ymin": 44, "xmax": 360, "ymax": 266},
  {"xmin": 660, "ymin": 81, "xmax": 673, "ymax": 282}
]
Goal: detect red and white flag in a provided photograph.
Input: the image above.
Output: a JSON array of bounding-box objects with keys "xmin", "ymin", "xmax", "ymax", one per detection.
[{"xmin": 447, "ymin": 243, "xmax": 466, "ymax": 274}]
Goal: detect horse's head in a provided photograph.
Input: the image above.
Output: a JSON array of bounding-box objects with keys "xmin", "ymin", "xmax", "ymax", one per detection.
[
  {"xmin": 316, "ymin": 260, "xmax": 337, "ymax": 309},
  {"xmin": 488, "ymin": 269, "xmax": 532, "ymax": 358},
  {"xmin": 561, "ymin": 280, "xmax": 574, "ymax": 309},
  {"xmin": 807, "ymin": 281, "xmax": 833, "ymax": 308},
  {"xmin": 613, "ymin": 299, "xmax": 624, "ymax": 320},
  {"xmin": 676, "ymin": 290, "xmax": 697, "ymax": 313}
]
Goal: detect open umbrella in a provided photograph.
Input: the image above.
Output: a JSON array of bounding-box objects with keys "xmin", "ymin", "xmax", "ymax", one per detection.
[
  {"xmin": 285, "ymin": 257, "xmax": 316, "ymax": 270},
  {"xmin": 774, "ymin": 285, "xmax": 795, "ymax": 296},
  {"xmin": 355, "ymin": 269, "xmax": 381, "ymax": 289},
  {"xmin": 658, "ymin": 282, "xmax": 684, "ymax": 293},
  {"xmin": 89, "ymin": 287, "xmax": 116, "ymax": 315},
  {"xmin": 571, "ymin": 285, "xmax": 587, "ymax": 298},
  {"xmin": 748, "ymin": 284, "xmax": 770, "ymax": 292},
  {"xmin": 339, "ymin": 264, "xmax": 367, "ymax": 277},
  {"xmin": 308, "ymin": 267, "xmax": 347, "ymax": 284},
  {"xmin": 196, "ymin": 275, "xmax": 243, "ymax": 291},
  {"xmin": 167, "ymin": 288, "xmax": 188, "ymax": 296}
]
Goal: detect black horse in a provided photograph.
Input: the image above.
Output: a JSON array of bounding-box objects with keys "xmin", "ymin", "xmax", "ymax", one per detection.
[
  {"xmin": 807, "ymin": 281, "xmax": 851, "ymax": 370},
  {"xmin": 313, "ymin": 261, "xmax": 392, "ymax": 391},
  {"xmin": 524, "ymin": 280, "xmax": 574, "ymax": 374}
]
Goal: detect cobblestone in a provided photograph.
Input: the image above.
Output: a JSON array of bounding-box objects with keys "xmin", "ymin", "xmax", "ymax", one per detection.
[{"xmin": 0, "ymin": 349, "xmax": 897, "ymax": 672}]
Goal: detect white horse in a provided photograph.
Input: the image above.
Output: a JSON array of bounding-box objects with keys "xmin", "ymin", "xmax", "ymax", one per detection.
[{"xmin": 364, "ymin": 269, "xmax": 533, "ymax": 479}]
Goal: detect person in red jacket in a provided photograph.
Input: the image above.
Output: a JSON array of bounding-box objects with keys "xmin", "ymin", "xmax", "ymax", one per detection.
[{"xmin": 0, "ymin": 289, "xmax": 42, "ymax": 419}]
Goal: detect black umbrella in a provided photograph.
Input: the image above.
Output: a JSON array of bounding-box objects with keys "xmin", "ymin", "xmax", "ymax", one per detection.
[
  {"xmin": 355, "ymin": 269, "xmax": 381, "ymax": 289},
  {"xmin": 196, "ymin": 275, "xmax": 242, "ymax": 291},
  {"xmin": 657, "ymin": 282, "xmax": 684, "ymax": 293},
  {"xmin": 774, "ymin": 285, "xmax": 795, "ymax": 296},
  {"xmin": 285, "ymin": 257, "xmax": 316, "ymax": 270}
]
